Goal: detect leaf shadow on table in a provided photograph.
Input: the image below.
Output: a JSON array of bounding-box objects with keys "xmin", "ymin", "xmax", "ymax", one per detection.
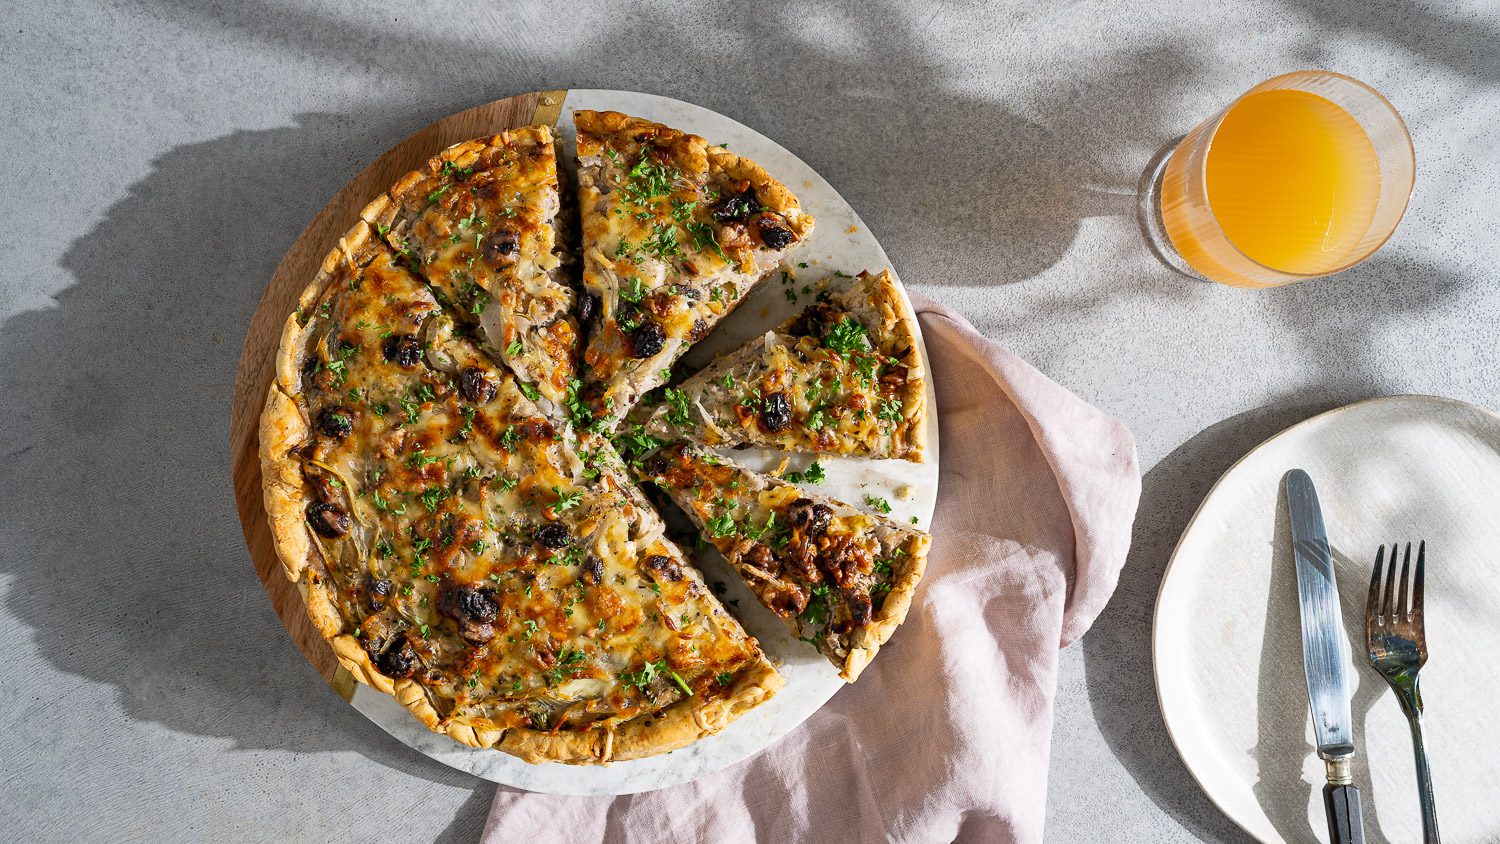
[
  {"xmin": 140, "ymin": 0, "xmax": 1214, "ymax": 290},
  {"xmin": 1078, "ymin": 391, "xmax": 1385, "ymax": 843},
  {"xmin": 0, "ymin": 108, "xmax": 502, "ymax": 799}
]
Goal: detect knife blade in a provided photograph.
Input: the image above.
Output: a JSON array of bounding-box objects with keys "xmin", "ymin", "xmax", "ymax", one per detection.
[{"xmin": 1285, "ymin": 469, "xmax": 1365, "ymax": 844}]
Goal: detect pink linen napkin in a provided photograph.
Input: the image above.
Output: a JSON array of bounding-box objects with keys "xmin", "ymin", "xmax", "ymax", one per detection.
[{"xmin": 483, "ymin": 295, "xmax": 1141, "ymax": 843}]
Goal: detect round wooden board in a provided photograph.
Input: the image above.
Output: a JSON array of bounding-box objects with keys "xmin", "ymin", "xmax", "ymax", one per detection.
[{"xmin": 228, "ymin": 90, "xmax": 567, "ymax": 700}]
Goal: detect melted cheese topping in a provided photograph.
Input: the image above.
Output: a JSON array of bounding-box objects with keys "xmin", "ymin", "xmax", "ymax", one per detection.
[{"xmin": 293, "ymin": 247, "xmax": 759, "ymax": 734}]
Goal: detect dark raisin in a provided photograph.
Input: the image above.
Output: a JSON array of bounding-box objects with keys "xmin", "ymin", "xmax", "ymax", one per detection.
[
  {"xmin": 630, "ymin": 319, "xmax": 666, "ymax": 358},
  {"xmin": 481, "ymin": 228, "xmax": 521, "ymax": 267},
  {"xmin": 789, "ymin": 498, "xmax": 833, "ymax": 537},
  {"xmin": 582, "ymin": 556, "xmax": 605, "ymax": 585},
  {"xmin": 439, "ymin": 584, "xmax": 500, "ymax": 624},
  {"xmin": 375, "ymin": 634, "xmax": 418, "ymax": 678},
  {"xmin": 383, "ymin": 334, "xmax": 422, "ymax": 367},
  {"xmin": 759, "ymin": 392, "xmax": 793, "ymax": 433},
  {"xmin": 367, "ymin": 578, "xmax": 393, "ymax": 610},
  {"xmin": 534, "ymin": 523, "xmax": 572, "ymax": 550},
  {"xmin": 306, "ymin": 502, "xmax": 349, "ymax": 538},
  {"xmin": 688, "ymin": 318, "xmax": 710, "ymax": 342},
  {"xmin": 640, "ymin": 454, "xmax": 670, "ymax": 477},
  {"xmin": 845, "ymin": 588, "xmax": 873, "ymax": 624},
  {"xmin": 458, "ymin": 367, "xmax": 497, "ymax": 403},
  {"xmin": 315, "ymin": 406, "xmax": 354, "ymax": 439},
  {"xmin": 642, "ymin": 553, "xmax": 683, "ymax": 581},
  {"xmin": 577, "ymin": 292, "xmax": 598, "ymax": 324},
  {"xmin": 712, "ymin": 186, "xmax": 760, "ymax": 223},
  {"xmin": 756, "ymin": 215, "xmax": 795, "ymax": 250}
]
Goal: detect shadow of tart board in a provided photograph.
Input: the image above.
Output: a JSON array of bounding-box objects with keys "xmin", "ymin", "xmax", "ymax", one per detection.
[{"xmin": 228, "ymin": 90, "xmax": 568, "ymax": 702}]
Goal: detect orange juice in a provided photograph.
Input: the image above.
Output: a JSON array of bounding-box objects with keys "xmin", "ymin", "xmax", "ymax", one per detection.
[{"xmin": 1160, "ymin": 87, "xmax": 1387, "ymax": 285}]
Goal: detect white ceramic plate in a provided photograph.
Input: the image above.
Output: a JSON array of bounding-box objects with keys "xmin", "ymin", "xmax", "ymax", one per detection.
[
  {"xmin": 349, "ymin": 90, "xmax": 940, "ymax": 795},
  {"xmin": 1154, "ymin": 395, "xmax": 1500, "ymax": 843}
]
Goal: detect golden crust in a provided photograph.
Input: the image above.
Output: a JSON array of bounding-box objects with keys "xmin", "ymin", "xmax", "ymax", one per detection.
[
  {"xmin": 851, "ymin": 269, "xmax": 927, "ymax": 462},
  {"xmin": 841, "ymin": 532, "xmax": 930, "ymax": 681}
]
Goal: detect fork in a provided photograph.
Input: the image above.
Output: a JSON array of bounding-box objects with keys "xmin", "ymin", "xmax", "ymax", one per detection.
[{"xmin": 1365, "ymin": 542, "xmax": 1440, "ymax": 844}]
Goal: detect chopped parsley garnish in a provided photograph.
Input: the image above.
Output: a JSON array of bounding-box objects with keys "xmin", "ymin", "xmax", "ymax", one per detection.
[
  {"xmin": 877, "ymin": 398, "xmax": 904, "ymax": 425},
  {"xmin": 518, "ymin": 382, "xmax": 541, "ymax": 401},
  {"xmin": 620, "ymin": 276, "xmax": 647, "ymax": 303},
  {"xmin": 821, "ymin": 317, "xmax": 871, "ymax": 355},
  {"xmin": 663, "ymin": 387, "xmax": 693, "ymax": 427},
  {"xmin": 552, "ymin": 487, "xmax": 584, "ymax": 512},
  {"xmin": 505, "ymin": 339, "xmax": 523, "ymax": 357},
  {"xmin": 864, "ymin": 495, "xmax": 892, "ymax": 514},
  {"xmin": 716, "ymin": 672, "xmax": 733, "ymax": 686},
  {"xmin": 471, "ymin": 540, "xmax": 488, "ymax": 555},
  {"xmin": 622, "ymin": 157, "xmax": 679, "ymax": 205},
  {"xmin": 620, "ymin": 658, "xmax": 667, "ymax": 692},
  {"xmin": 546, "ymin": 648, "xmax": 589, "ymax": 686},
  {"xmin": 782, "ymin": 461, "xmax": 826, "ymax": 485},
  {"xmin": 802, "ymin": 583, "xmax": 831, "ymax": 625},
  {"xmin": 419, "ymin": 486, "xmax": 449, "ymax": 512},
  {"xmin": 706, "ymin": 511, "xmax": 738, "ymax": 538}
]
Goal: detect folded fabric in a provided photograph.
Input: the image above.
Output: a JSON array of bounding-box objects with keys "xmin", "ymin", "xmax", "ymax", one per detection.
[{"xmin": 483, "ymin": 294, "xmax": 1141, "ymax": 843}]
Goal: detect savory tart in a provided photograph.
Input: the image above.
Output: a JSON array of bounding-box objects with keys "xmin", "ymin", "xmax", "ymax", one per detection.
[
  {"xmin": 360, "ymin": 126, "xmax": 579, "ymax": 407},
  {"xmin": 635, "ymin": 444, "xmax": 930, "ymax": 681},
  {"xmin": 632, "ymin": 270, "xmax": 926, "ymax": 461},
  {"xmin": 260, "ymin": 222, "xmax": 781, "ymax": 764},
  {"xmin": 573, "ymin": 110, "xmax": 814, "ymax": 429}
]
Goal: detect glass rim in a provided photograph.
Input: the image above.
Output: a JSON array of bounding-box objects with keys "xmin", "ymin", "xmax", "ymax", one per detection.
[{"xmin": 1193, "ymin": 69, "xmax": 1416, "ymax": 281}]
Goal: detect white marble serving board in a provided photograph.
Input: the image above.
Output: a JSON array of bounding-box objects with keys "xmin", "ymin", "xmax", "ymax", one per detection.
[
  {"xmin": 349, "ymin": 90, "xmax": 941, "ymax": 795},
  {"xmin": 1154, "ymin": 395, "xmax": 1500, "ymax": 843}
]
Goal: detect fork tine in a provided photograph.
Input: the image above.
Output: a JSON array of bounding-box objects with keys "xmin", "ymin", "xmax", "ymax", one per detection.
[
  {"xmin": 1392, "ymin": 545, "xmax": 1404, "ymax": 617},
  {"xmin": 1383, "ymin": 541, "xmax": 1401, "ymax": 618},
  {"xmin": 1412, "ymin": 540, "xmax": 1426, "ymax": 621},
  {"xmin": 1368, "ymin": 545, "xmax": 1387, "ymax": 629}
]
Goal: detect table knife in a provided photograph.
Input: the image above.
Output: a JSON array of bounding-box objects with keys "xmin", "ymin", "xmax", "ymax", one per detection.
[{"xmin": 1285, "ymin": 469, "xmax": 1366, "ymax": 844}]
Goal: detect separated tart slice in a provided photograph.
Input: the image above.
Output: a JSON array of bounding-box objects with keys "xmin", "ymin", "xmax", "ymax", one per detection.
[
  {"xmin": 361, "ymin": 126, "xmax": 579, "ymax": 408},
  {"xmin": 632, "ymin": 269, "xmax": 926, "ymax": 461},
  {"xmin": 573, "ymin": 110, "xmax": 814, "ymax": 429},
  {"xmin": 260, "ymin": 223, "xmax": 780, "ymax": 763},
  {"xmin": 636, "ymin": 444, "xmax": 929, "ymax": 682}
]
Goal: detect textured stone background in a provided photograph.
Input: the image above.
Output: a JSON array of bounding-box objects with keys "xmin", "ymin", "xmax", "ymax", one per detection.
[{"xmin": 2, "ymin": 1, "xmax": 1495, "ymax": 841}]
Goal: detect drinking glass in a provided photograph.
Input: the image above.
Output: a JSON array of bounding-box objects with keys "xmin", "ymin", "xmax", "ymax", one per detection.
[{"xmin": 1141, "ymin": 71, "xmax": 1414, "ymax": 288}]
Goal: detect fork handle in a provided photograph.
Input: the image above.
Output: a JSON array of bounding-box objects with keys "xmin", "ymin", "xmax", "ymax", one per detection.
[
  {"xmin": 1323, "ymin": 783, "xmax": 1366, "ymax": 844},
  {"xmin": 1403, "ymin": 709, "xmax": 1440, "ymax": 843}
]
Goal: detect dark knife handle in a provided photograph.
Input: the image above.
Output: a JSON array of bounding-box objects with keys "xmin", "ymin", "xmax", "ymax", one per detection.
[{"xmin": 1324, "ymin": 783, "xmax": 1366, "ymax": 844}]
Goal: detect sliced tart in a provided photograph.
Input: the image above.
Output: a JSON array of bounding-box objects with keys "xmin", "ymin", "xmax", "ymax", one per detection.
[
  {"xmin": 632, "ymin": 269, "xmax": 925, "ymax": 461},
  {"xmin": 573, "ymin": 110, "xmax": 813, "ymax": 429},
  {"xmin": 635, "ymin": 444, "xmax": 929, "ymax": 681},
  {"xmin": 361, "ymin": 126, "xmax": 579, "ymax": 407}
]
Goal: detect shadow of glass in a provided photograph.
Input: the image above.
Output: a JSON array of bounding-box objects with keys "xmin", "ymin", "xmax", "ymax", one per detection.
[
  {"xmin": 1079, "ymin": 392, "xmax": 1384, "ymax": 842},
  {"xmin": 0, "ymin": 110, "xmax": 487, "ymax": 792}
]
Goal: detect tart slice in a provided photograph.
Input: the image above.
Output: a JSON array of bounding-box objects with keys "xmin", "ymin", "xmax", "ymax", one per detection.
[
  {"xmin": 361, "ymin": 126, "xmax": 579, "ymax": 407},
  {"xmin": 636, "ymin": 444, "xmax": 930, "ymax": 681},
  {"xmin": 633, "ymin": 270, "xmax": 926, "ymax": 461},
  {"xmin": 573, "ymin": 110, "xmax": 814, "ymax": 429},
  {"xmin": 261, "ymin": 222, "xmax": 780, "ymax": 763}
]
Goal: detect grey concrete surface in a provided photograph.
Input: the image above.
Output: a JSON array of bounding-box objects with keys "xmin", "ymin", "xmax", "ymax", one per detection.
[{"xmin": 1, "ymin": 1, "xmax": 1495, "ymax": 841}]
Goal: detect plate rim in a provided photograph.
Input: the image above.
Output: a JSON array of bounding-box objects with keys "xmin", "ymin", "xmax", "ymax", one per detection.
[{"xmin": 1150, "ymin": 392, "xmax": 1499, "ymax": 842}]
